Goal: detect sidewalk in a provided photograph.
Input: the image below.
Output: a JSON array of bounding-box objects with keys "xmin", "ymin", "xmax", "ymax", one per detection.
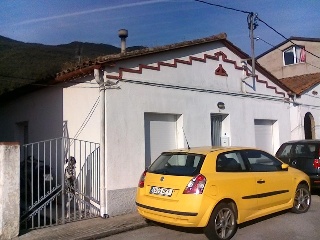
[{"xmin": 17, "ymin": 212, "xmax": 148, "ymax": 240}]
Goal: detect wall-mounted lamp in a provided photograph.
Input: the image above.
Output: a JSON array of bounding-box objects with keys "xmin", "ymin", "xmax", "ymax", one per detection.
[{"xmin": 217, "ymin": 102, "xmax": 225, "ymax": 110}]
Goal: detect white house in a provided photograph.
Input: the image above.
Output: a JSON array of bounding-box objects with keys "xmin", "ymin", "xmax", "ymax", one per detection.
[
  {"xmin": 257, "ymin": 37, "xmax": 320, "ymax": 140},
  {"xmin": 0, "ymin": 33, "xmax": 292, "ymax": 220},
  {"xmin": 278, "ymin": 73, "xmax": 320, "ymax": 140}
]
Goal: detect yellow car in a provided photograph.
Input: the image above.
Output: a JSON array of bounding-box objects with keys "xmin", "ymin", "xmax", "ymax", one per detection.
[{"xmin": 136, "ymin": 146, "xmax": 311, "ymax": 240}]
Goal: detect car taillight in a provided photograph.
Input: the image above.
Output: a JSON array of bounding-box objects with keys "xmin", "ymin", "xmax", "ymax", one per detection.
[
  {"xmin": 313, "ymin": 159, "xmax": 320, "ymax": 169},
  {"xmin": 183, "ymin": 174, "xmax": 206, "ymax": 194},
  {"xmin": 138, "ymin": 170, "xmax": 147, "ymax": 188}
]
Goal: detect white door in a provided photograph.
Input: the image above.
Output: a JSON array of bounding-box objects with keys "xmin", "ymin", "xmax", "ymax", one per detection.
[
  {"xmin": 144, "ymin": 113, "xmax": 177, "ymax": 167},
  {"xmin": 254, "ymin": 119, "xmax": 274, "ymax": 153}
]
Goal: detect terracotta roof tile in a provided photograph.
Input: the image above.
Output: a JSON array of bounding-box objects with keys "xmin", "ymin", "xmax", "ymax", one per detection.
[
  {"xmin": 55, "ymin": 33, "xmax": 227, "ymax": 81},
  {"xmin": 280, "ymin": 72, "xmax": 320, "ymax": 95}
]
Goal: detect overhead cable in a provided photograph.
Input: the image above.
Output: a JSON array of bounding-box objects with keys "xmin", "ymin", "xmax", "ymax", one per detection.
[
  {"xmin": 194, "ymin": 0, "xmax": 251, "ymax": 14},
  {"xmin": 72, "ymin": 96, "xmax": 100, "ymax": 141},
  {"xmin": 257, "ymin": 17, "xmax": 320, "ymax": 59},
  {"xmin": 255, "ymin": 37, "xmax": 320, "ymax": 71}
]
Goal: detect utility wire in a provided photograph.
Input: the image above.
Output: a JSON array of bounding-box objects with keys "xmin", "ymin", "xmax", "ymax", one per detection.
[
  {"xmin": 193, "ymin": 0, "xmax": 320, "ymax": 61},
  {"xmin": 257, "ymin": 17, "xmax": 320, "ymax": 59},
  {"xmin": 72, "ymin": 96, "xmax": 100, "ymax": 141},
  {"xmin": 255, "ymin": 37, "xmax": 320, "ymax": 71},
  {"xmin": 194, "ymin": 0, "xmax": 250, "ymax": 14}
]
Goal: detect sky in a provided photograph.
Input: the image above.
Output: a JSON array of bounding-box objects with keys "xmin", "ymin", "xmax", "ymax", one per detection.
[{"xmin": 0, "ymin": 0, "xmax": 319, "ymax": 56}]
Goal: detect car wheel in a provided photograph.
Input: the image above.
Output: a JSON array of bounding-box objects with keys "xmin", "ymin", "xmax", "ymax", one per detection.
[
  {"xmin": 292, "ymin": 184, "xmax": 311, "ymax": 214},
  {"xmin": 204, "ymin": 202, "xmax": 237, "ymax": 240}
]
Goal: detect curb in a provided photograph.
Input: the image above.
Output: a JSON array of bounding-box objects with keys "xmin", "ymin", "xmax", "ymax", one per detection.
[{"xmin": 79, "ymin": 222, "xmax": 149, "ymax": 240}]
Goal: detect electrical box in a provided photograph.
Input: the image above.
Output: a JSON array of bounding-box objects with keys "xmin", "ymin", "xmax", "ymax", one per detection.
[{"xmin": 221, "ymin": 137, "xmax": 230, "ymax": 147}]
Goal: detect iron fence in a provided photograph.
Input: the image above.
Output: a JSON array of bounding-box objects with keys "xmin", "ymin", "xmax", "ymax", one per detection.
[{"xmin": 20, "ymin": 137, "xmax": 100, "ymax": 230}]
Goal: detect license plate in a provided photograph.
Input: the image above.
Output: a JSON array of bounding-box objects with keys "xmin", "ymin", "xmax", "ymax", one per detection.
[
  {"xmin": 150, "ymin": 186, "xmax": 173, "ymax": 197},
  {"xmin": 44, "ymin": 174, "xmax": 53, "ymax": 181}
]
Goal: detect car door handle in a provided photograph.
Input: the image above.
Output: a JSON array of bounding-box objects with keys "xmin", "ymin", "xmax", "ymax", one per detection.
[{"xmin": 257, "ymin": 180, "xmax": 265, "ymax": 184}]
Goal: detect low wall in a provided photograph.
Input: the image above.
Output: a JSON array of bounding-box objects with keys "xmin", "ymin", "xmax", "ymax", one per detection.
[{"xmin": 0, "ymin": 142, "xmax": 20, "ymax": 240}]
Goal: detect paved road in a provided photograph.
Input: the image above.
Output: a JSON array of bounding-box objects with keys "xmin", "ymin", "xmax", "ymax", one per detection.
[{"xmin": 104, "ymin": 194, "xmax": 320, "ymax": 240}]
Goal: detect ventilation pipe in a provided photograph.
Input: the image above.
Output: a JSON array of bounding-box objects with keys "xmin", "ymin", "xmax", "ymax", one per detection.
[{"xmin": 118, "ymin": 29, "xmax": 128, "ymax": 54}]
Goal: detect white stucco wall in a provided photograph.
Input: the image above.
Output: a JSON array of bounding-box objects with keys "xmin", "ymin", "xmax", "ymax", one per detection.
[
  {"xmin": 0, "ymin": 41, "xmax": 292, "ymax": 217},
  {"xmin": 62, "ymin": 79, "xmax": 100, "ymax": 143},
  {"xmin": 93, "ymin": 42, "xmax": 290, "ymax": 216},
  {"xmin": 290, "ymin": 84, "xmax": 320, "ymax": 140},
  {"xmin": 0, "ymin": 87, "xmax": 63, "ymax": 143}
]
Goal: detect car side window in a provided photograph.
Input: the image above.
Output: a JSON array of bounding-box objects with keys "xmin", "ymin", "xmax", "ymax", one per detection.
[
  {"xmin": 244, "ymin": 150, "xmax": 282, "ymax": 172},
  {"xmin": 216, "ymin": 151, "xmax": 246, "ymax": 172},
  {"xmin": 294, "ymin": 144, "xmax": 316, "ymax": 158},
  {"xmin": 276, "ymin": 144, "xmax": 292, "ymax": 158}
]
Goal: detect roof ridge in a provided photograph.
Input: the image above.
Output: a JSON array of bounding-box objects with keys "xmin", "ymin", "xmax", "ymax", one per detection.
[{"xmin": 56, "ymin": 33, "xmax": 227, "ymax": 79}]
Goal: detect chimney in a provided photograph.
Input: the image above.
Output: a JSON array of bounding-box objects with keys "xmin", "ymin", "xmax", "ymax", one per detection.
[{"xmin": 118, "ymin": 29, "xmax": 128, "ymax": 54}]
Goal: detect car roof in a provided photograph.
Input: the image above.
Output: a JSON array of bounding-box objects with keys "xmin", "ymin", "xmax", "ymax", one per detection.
[
  {"xmin": 162, "ymin": 146, "xmax": 257, "ymax": 155},
  {"xmin": 281, "ymin": 140, "xmax": 320, "ymax": 144}
]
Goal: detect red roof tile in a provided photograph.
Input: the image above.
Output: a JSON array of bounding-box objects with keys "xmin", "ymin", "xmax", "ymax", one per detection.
[
  {"xmin": 55, "ymin": 33, "xmax": 228, "ymax": 82},
  {"xmin": 280, "ymin": 72, "xmax": 320, "ymax": 95}
]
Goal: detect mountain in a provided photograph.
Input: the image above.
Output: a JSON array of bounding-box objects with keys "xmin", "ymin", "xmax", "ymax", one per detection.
[{"xmin": 0, "ymin": 36, "xmax": 145, "ymax": 95}]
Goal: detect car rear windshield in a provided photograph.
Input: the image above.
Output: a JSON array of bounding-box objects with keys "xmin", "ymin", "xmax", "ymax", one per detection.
[
  {"xmin": 148, "ymin": 153, "xmax": 205, "ymax": 176},
  {"xmin": 276, "ymin": 143, "xmax": 318, "ymax": 159}
]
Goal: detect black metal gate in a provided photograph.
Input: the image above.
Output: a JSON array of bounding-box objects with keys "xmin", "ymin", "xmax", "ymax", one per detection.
[{"xmin": 20, "ymin": 137, "xmax": 100, "ymax": 231}]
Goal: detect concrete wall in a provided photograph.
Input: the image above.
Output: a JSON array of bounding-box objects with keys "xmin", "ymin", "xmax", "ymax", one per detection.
[{"xmin": 0, "ymin": 143, "xmax": 20, "ymax": 240}]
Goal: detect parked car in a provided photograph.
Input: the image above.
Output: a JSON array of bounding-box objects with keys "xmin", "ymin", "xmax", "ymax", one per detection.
[
  {"xmin": 136, "ymin": 146, "xmax": 311, "ymax": 240},
  {"xmin": 276, "ymin": 139, "xmax": 320, "ymax": 190}
]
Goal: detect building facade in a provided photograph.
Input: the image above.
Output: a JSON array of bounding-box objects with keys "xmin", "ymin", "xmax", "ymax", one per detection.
[
  {"xmin": 0, "ymin": 33, "xmax": 292, "ymax": 217},
  {"xmin": 257, "ymin": 37, "xmax": 320, "ymax": 140}
]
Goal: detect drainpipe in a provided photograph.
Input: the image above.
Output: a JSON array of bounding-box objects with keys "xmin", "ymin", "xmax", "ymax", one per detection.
[
  {"xmin": 240, "ymin": 60, "xmax": 249, "ymax": 93},
  {"xmin": 94, "ymin": 66, "xmax": 107, "ymax": 218}
]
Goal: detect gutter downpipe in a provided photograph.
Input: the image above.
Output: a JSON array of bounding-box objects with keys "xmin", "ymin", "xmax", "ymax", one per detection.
[
  {"xmin": 241, "ymin": 61, "xmax": 247, "ymax": 93},
  {"xmin": 94, "ymin": 66, "xmax": 107, "ymax": 218}
]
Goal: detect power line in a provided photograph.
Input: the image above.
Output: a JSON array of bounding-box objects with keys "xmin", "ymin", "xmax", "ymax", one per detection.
[
  {"xmin": 73, "ymin": 96, "xmax": 100, "ymax": 141},
  {"xmin": 194, "ymin": 0, "xmax": 250, "ymax": 14},
  {"xmin": 193, "ymin": 0, "xmax": 320, "ymax": 61},
  {"xmin": 257, "ymin": 17, "xmax": 320, "ymax": 59},
  {"xmin": 255, "ymin": 37, "xmax": 320, "ymax": 71}
]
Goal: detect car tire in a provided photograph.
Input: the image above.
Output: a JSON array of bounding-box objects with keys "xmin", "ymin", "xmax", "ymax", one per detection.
[
  {"xmin": 204, "ymin": 202, "xmax": 237, "ymax": 240},
  {"xmin": 292, "ymin": 184, "xmax": 311, "ymax": 214}
]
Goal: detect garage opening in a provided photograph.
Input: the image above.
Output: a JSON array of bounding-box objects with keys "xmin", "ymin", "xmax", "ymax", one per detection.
[
  {"xmin": 254, "ymin": 119, "xmax": 276, "ymax": 153},
  {"xmin": 144, "ymin": 113, "xmax": 180, "ymax": 168}
]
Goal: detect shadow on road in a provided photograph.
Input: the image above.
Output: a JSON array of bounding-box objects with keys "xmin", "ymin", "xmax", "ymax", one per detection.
[
  {"xmin": 311, "ymin": 189, "xmax": 320, "ymax": 196},
  {"xmin": 144, "ymin": 193, "xmax": 319, "ymax": 236},
  {"xmin": 146, "ymin": 220, "xmax": 204, "ymax": 235},
  {"xmin": 238, "ymin": 209, "xmax": 289, "ymax": 229}
]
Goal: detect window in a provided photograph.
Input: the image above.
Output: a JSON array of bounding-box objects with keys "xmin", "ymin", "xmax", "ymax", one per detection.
[
  {"xmin": 283, "ymin": 45, "xmax": 306, "ymax": 66},
  {"xmin": 292, "ymin": 144, "xmax": 316, "ymax": 158},
  {"xmin": 148, "ymin": 153, "xmax": 205, "ymax": 176},
  {"xmin": 244, "ymin": 150, "xmax": 282, "ymax": 172},
  {"xmin": 216, "ymin": 151, "xmax": 246, "ymax": 172},
  {"xmin": 276, "ymin": 144, "xmax": 293, "ymax": 159},
  {"xmin": 276, "ymin": 143, "xmax": 317, "ymax": 159}
]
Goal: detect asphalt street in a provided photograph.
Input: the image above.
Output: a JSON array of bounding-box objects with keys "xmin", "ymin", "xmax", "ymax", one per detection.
[{"xmin": 103, "ymin": 193, "xmax": 320, "ymax": 240}]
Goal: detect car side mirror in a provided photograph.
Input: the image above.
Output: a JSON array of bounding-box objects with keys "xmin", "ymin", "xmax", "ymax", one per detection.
[{"xmin": 281, "ymin": 163, "xmax": 289, "ymax": 171}]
